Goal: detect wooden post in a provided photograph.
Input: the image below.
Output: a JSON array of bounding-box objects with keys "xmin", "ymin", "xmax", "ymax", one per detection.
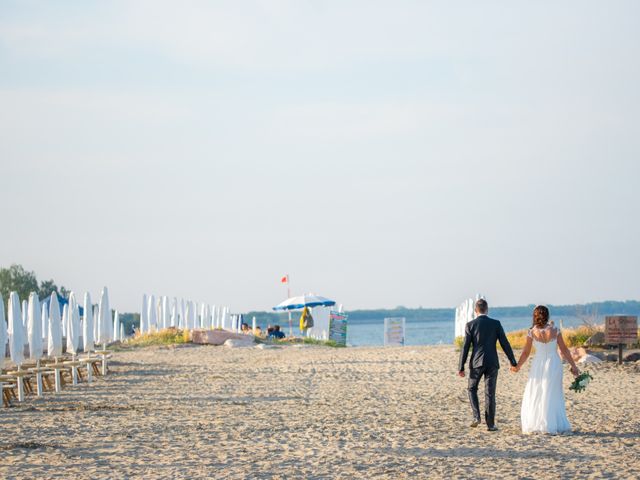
[{"xmin": 618, "ymin": 343, "xmax": 624, "ymax": 365}]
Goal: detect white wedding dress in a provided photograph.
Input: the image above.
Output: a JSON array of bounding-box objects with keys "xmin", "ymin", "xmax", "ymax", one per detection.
[{"xmin": 521, "ymin": 326, "xmax": 571, "ymax": 434}]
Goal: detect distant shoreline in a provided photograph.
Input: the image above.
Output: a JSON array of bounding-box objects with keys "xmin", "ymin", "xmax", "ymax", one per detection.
[{"xmin": 245, "ymin": 299, "xmax": 640, "ymax": 325}]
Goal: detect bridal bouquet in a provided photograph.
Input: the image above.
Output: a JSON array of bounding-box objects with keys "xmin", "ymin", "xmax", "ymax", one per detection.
[{"xmin": 569, "ymin": 372, "xmax": 593, "ymax": 393}]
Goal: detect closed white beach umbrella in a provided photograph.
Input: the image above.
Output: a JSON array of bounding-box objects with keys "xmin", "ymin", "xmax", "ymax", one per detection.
[
  {"xmin": 184, "ymin": 301, "xmax": 192, "ymax": 330},
  {"xmin": 221, "ymin": 307, "xmax": 227, "ymax": 330},
  {"xmin": 170, "ymin": 298, "xmax": 177, "ymax": 327},
  {"xmin": 190, "ymin": 301, "xmax": 197, "ymax": 329},
  {"xmin": 113, "ymin": 310, "xmax": 120, "ymax": 341},
  {"xmin": 9, "ymin": 292, "xmax": 26, "ymax": 401},
  {"xmin": 179, "ymin": 298, "xmax": 186, "ymax": 328},
  {"xmin": 156, "ymin": 297, "xmax": 162, "ymax": 330},
  {"xmin": 93, "ymin": 305, "xmax": 99, "ymax": 340},
  {"xmin": 48, "ymin": 293, "xmax": 63, "ymax": 358},
  {"xmin": 210, "ymin": 305, "xmax": 216, "ymax": 329},
  {"xmin": 140, "ymin": 293, "xmax": 148, "ymax": 334},
  {"xmin": 96, "ymin": 286, "xmax": 112, "ymax": 346},
  {"xmin": 0, "ymin": 293, "xmax": 7, "ymax": 370},
  {"xmin": 41, "ymin": 302, "xmax": 48, "ymax": 347},
  {"xmin": 66, "ymin": 293, "xmax": 81, "ymax": 355},
  {"xmin": 83, "ymin": 292, "xmax": 94, "ymax": 352},
  {"xmin": 9, "ymin": 292, "xmax": 25, "ymax": 366},
  {"xmin": 47, "ymin": 293, "xmax": 64, "ymax": 392},
  {"xmin": 27, "ymin": 292, "xmax": 42, "ymax": 361},
  {"xmin": 96, "ymin": 287, "xmax": 112, "ymax": 376},
  {"xmin": 200, "ymin": 303, "xmax": 209, "ymax": 330},
  {"xmin": 162, "ymin": 296, "xmax": 169, "ymax": 329},
  {"xmin": 147, "ymin": 295, "xmax": 157, "ymax": 332},
  {"xmin": 21, "ymin": 299, "xmax": 28, "ymax": 329},
  {"xmin": 61, "ymin": 303, "xmax": 69, "ymax": 340}
]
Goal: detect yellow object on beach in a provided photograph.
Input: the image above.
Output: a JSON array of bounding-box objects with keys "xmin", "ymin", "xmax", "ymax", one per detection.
[{"xmin": 299, "ymin": 307, "xmax": 314, "ymax": 331}]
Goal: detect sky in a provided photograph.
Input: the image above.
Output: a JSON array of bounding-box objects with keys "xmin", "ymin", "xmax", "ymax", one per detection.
[{"xmin": 1, "ymin": 1, "xmax": 639, "ymax": 313}]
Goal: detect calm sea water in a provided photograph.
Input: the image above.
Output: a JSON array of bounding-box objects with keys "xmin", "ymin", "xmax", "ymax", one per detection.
[
  {"xmin": 262, "ymin": 315, "xmax": 592, "ymax": 346},
  {"xmin": 344, "ymin": 315, "xmax": 588, "ymax": 346}
]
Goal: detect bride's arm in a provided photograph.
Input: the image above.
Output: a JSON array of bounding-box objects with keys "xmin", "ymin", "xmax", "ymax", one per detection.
[
  {"xmin": 557, "ymin": 332, "xmax": 580, "ymax": 377},
  {"xmin": 513, "ymin": 336, "xmax": 533, "ymax": 372}
]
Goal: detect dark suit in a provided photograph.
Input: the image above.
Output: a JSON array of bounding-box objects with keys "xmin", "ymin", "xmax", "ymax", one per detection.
[{"xmin": 458, "ymin": 314, "xmax": 517, "ymax": 427}]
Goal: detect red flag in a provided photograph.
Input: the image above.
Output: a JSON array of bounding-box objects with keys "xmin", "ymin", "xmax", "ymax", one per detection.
[{"xmin": 281, "ymin": 275, "xmax": 289, "ymax": 284}]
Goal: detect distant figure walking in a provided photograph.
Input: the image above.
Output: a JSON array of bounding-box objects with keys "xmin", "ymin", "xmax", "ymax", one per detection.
[
  {"xmin": 512, "ymin": 305, "xmax": 580, "ymax": 434},
  {"xmin": 458, "ymin": 298, "xmax": 518, "ymax": 431}
]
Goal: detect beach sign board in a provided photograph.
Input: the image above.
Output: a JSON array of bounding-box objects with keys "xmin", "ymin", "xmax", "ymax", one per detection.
[
  {"xmin": 328, "ymin": 311, "xmax": 348, "ymax": 346},
  {"xmin": 384, "ymin": 317, "xmax": 406, "ymax": 346},
  {"xmin": 605, "ymin": 316, "xmax": 638, "ymax": 345}
]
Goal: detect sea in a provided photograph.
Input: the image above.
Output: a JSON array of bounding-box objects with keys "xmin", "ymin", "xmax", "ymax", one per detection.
[{"xmin": 282, "ymin": 315, "xmax": 590, "ymax": 347}]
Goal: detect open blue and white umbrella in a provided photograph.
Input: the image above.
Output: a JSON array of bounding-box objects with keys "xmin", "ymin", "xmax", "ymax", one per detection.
[{"xmin": 273, "ymin": 294, "xmax": 336, "ymax": 311}]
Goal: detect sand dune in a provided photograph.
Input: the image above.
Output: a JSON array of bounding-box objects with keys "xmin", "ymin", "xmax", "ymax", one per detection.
[{"xmin": 1, "ymin": 344, "xmax": 638, "ymax": 479}]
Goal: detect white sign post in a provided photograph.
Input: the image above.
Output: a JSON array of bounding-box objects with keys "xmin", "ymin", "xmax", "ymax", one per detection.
[{"xmin": 384, "ymin": 317, "xmax": 405, "ymax": 347}]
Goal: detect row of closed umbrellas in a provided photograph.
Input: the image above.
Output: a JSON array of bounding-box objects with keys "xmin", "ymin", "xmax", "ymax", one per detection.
[
  {"xmin": 139, "ymin": 294, "xmax": 230, "ymax": 333},
  {"xmin": 1, "ymin": 287, "xmax": 113, "ymax": 370}
]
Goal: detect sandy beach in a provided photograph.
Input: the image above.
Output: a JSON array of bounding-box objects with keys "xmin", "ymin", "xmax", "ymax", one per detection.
[{"xmin": 1, "ymin": 344, "xmax": 639, "ymax": 479}]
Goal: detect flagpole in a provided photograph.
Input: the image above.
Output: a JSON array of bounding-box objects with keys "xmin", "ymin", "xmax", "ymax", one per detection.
[{"xmin": 286, "ymin": 274, "xmax": 293, "ymax": 337}]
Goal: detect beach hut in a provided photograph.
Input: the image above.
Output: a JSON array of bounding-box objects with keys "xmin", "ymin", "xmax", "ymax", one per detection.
[{"xmin": 8, "ymin": 292, "xmax": 26, "ymax": 401}]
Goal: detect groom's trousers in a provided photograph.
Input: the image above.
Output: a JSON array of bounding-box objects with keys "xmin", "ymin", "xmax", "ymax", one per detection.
[{"xmin": 468, "ymin": 366, "xmax": 499, "ymax": 427}]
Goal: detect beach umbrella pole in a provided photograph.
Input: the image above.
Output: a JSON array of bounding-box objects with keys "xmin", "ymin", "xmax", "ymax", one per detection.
[
  {"xmin": 86, "ymin": 356, "xmax": 93, "ymax": 383},
  {"xmin": 71, "ymin": 354, "xmax": 78, "ymax": 386},
  {"xmin": 16, "ymin": 366, "xmax": 25, "ymax": 402},
  {"xmin": 54, "ymin": 358, "xmax": 62, "ymax": 393},
  {"xmin": 36, "ymin": 359, "xmax": 43, "ymax": 397},
  {"xmin": 101, "ymin": 343, "xmax": 107, "ymax": 375}
]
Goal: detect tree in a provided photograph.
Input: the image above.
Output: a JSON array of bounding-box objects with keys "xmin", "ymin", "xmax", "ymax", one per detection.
[
  {"xmin": 38, "ymin": 279, "xmax": 70, "ymax": 300},
  {"xmin": 0, "ymin": 264, "xmax": 39, "ymax": 302},
  {"xmin": 0, "ymin": 264, "xmax": 70, "ymax": 302}
]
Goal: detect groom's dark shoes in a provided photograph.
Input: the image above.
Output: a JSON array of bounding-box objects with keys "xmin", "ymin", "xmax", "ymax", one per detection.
[{"xmin": 487, "ymin": 425, "xmax": 498, "ymax": 432}]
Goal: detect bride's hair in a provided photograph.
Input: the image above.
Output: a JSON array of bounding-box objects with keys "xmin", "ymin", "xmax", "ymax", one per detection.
[{"xmin": 532, "ymin": 305, "xmax": 550, "ymax": 328}]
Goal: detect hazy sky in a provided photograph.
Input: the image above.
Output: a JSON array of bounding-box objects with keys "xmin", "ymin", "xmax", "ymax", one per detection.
[{"xmin": 1, "ymin": 1, "xmax": 639, "ymax": 313}]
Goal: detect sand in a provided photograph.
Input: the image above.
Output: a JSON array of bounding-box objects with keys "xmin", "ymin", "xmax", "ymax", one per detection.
[{"xmin": 1, "ymin": 344, "xmax": 638, "ymax": 479}]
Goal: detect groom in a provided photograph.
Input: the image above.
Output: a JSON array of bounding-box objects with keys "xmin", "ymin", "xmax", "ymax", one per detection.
[{"xmin": 457, "ymin": 298, "xmax": 517, "ymax": 431}]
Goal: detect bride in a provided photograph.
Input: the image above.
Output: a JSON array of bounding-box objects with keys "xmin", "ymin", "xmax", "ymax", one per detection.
[{"xmin": 512, "ymin": 305, "xmax": 580, "ymax": 434}]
